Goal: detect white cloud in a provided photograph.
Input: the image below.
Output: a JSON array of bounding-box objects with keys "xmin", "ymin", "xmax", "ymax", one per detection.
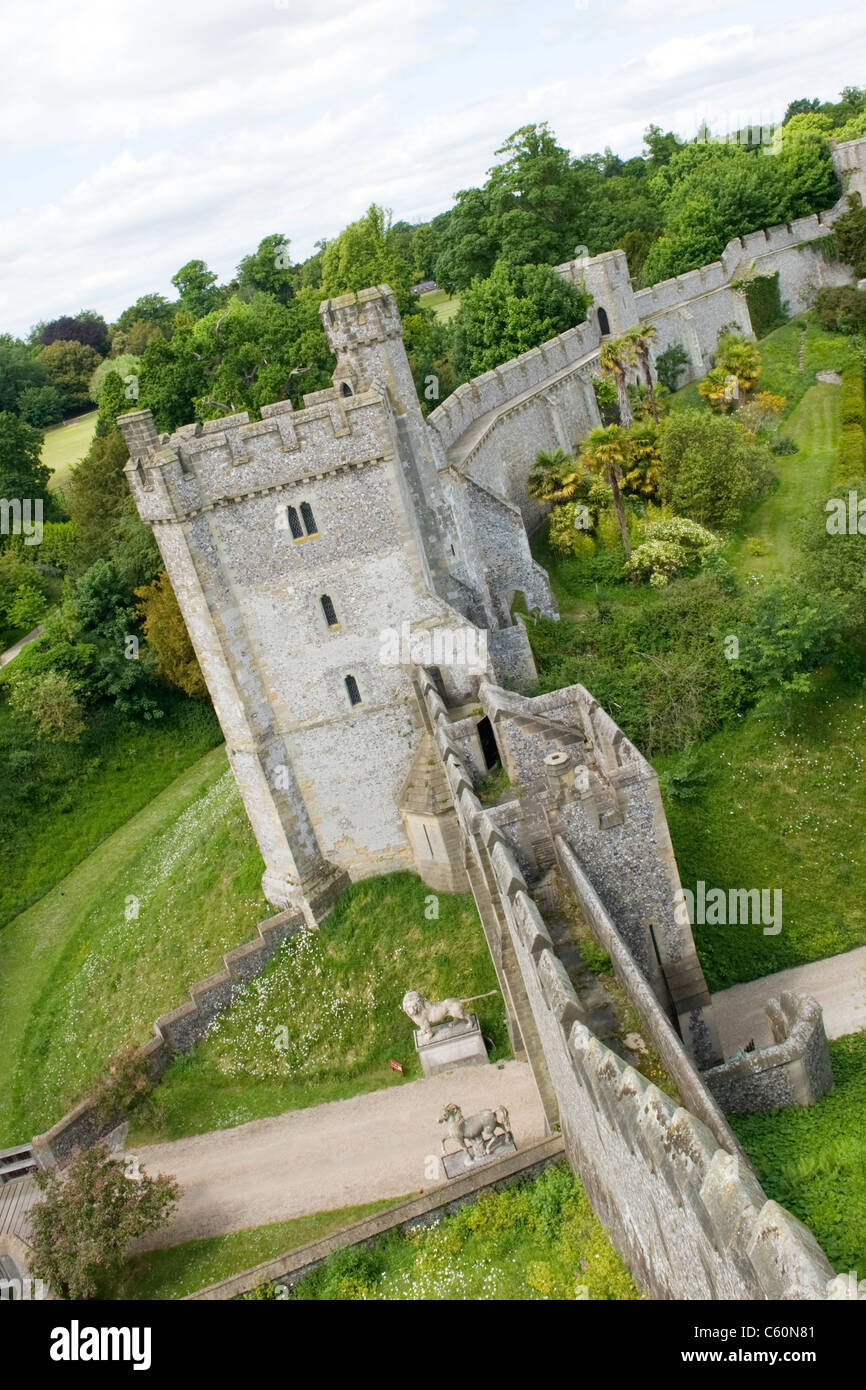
[{"xmin": 1, "ymin": 0, "xmax": 865, "ymax": 333}]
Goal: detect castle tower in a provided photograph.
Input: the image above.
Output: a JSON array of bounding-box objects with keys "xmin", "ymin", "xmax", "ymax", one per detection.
[{"xmin": 120, "ymin": 286, "xmax": 543, "ymax": 922}]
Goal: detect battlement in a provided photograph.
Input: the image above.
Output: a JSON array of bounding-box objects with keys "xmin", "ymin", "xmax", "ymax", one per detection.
[
  {"xmin": 427, "ymin": 318, "xmax": 601, "ymax": 455},
  {"xmin": 319, "ymin": 283, "xmax": 404, "ymax": 356},
  {"xmin": 119, "ymin": 384, "xmax": 395, "ymax": 524}
]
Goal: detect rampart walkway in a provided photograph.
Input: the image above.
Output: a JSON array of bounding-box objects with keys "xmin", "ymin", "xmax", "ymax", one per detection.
[{"xmin": 712, "ymin": 945, "xmax": 866, "ymax": 1055}]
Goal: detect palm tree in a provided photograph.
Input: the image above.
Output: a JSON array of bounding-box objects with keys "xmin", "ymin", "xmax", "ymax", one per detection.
[
  {"xmin": 527, "ymin": 447, "xmax": 583, "ymax": 503},
  {"xmin": 577, "ymin": 424, "xmax": 633, "ymax": 560},
  {"xmin": 624, "ymin": 322, "xmax": 659, "ymax": 422},
  {"xmin": 599, "ymin": 336, "xmax": 636, "ymax": 428}
]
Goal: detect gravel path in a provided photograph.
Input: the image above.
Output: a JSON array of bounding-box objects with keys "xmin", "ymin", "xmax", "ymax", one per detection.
[
  {"xmin": 712, "ymin": 945, "xmax": 866, "ymax": 1056},
  {"xmin": 132, "ymin": 1060, "xmax": 546, "ymax": 1250}
]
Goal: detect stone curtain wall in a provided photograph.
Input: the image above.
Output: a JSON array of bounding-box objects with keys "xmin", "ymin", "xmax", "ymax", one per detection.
[
  {"xmin": 414, "ymin": 667, "xmax": 846, "ymax": 1299},
  {"xmin": 31, "ymin": 907, "xmax": 304, "ymax": 1166},
  {"xmin": 423, "ymin": 138, "xmax": 866, "ymax": 520}
]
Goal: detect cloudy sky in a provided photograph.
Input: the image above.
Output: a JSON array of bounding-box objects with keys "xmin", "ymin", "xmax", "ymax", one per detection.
[{"xmin": 1, "ymin": 0, "xmax": 865, "ymax": 335}]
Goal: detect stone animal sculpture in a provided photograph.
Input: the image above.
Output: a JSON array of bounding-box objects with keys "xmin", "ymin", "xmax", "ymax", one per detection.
[
  {"xmin": 402, "ymin": 990, "xmax": 470, "ymax": 1044},
  {"xmin": 439, "ymin": 1102, "xmax": 512, "ymax": 1160}
]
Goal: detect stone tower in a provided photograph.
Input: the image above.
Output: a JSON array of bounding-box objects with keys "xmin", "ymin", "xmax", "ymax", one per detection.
[{"xmin": 120, "ymin": 286, "xmax": 553, "ymax": 923}]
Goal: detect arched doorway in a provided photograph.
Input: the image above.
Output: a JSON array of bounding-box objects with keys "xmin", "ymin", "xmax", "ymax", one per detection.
[
  {"xmin": 597, "ymin": 306, "xmax": 611, "ymax": 336},
  {"xmin": 476, "ymin": 716, "xmax": 501, "ymax": 771}
]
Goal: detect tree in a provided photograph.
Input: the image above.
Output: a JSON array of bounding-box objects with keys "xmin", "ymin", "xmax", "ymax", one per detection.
[
  {"xmin": 599, "ymin": 336, "xmax": 636, "ymax": 428},
  {"xmin": 320, "ymin": 205, "xmax": 414, "ymax": 309},
  {"xmin": 433, "ymin": 187, "xmax": 497, "ymax": 292},
  {"xmin": 576, "ymin": 424, "xmax": 633, "ymax": 559},
  {"xmin": 41, "ymin": 312, "xmax": 109, "ymax": 356},
  {"xmin": 450, "ymin": 260, "xmax": 589, "ymax": 379},
  {"xmin": 484, "ymin": 123, "xmax": 583, "ymax": 268},
  {"xmin": 116, "ymin": 293, "xmax": 176, "ymax": 335},
  {"xmin": 833, "ymin": 200, "xmax": 866, "ymax": 279},
  {"xmin": 657, "ymin": 408, "xmax": 772, "ymax": 527},
  {"xmin": 38, "ymin": 339, "xmax": 100, "ymax": 412},
  {"xmin": 65, "ymin": 429, "xmax": 139, "ymax": 572},
  {"xmin": 236, "ymin": 233, "xmax": 295, "ymax": 305},
  {"xmin": 0, "ymin": 334, "xmax": 49, "ymax": 414},
  {"xmin": 28, "ymin": 1145, "xmax": 178, "ymax": 1299},
  {"xmin": 623, "ymin": 322, "xmax": 659, "ymax": 421},
  {"xmin": 8, "ymin": 668, "xmax": 85, "ymax": 742},
  {"xmin": 528, "ymin": 448, "xmax": 581, "ymax": 503},
  {"xmin": 656, "ymin": 344, "xmax": 689, "ymax": 393},
  {"xmin": 170, "ymin": 259, "xmax": 223, "ymax": 318},
  {"xmin": 0, "ymin": 411, "xmax": 51, "ymax": 511},
  {"xmin": 15, "ymin": 383, "xmax": 65, "ymax": 427},
  {"xmin": 136, "ymin": 570, "xmax": 207, "ymax": 697}
]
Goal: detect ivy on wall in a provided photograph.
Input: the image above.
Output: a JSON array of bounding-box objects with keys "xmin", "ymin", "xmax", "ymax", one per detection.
[{"xmin": 743, "ymin": 272, "xmax": 787, "ymax": 338}]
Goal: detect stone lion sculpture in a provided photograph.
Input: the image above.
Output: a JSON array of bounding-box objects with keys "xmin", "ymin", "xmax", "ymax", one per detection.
[
  {"xmin": 402, "ymin": 990, "xmax": 470, "ymax": 1045},
  {"xmin": 439, "ymin": 1102, "xmax": 513, "ymax": 1160}
]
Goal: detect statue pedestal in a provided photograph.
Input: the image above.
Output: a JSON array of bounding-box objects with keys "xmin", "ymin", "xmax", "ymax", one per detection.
[
  {"xmin": 414, "ymin": 1014, "xmax": 489, "ymax": 1078},
  {"xmin": 441, "ymin": 1131, "xmax": 517, "ymax": 1179}
]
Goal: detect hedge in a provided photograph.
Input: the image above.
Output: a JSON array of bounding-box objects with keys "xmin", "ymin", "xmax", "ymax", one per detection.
[
  {"xmin": 840, "ymin": 363, "xmax": 866, "ymax": 426},
  {"xmin": 837, "ymin": 422, "xmax": 866, "ymax": 485}
]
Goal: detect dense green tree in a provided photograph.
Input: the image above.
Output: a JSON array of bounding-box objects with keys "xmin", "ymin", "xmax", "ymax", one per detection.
[
  {"xmin": 832, "ymin": 200, "xmax": 866, "ymax": 279},
  {"xmin": 484, "ymin": 124, "xmax": 583, "ymax": 268},
  {"xmin": 116, "ymin": 293, "xmax": 176, "ymax": 335},
  {"xmin": 657, "ymin": 408, "xmax": 772, "ymax": 527},
  {"xmin": 136, "ymin": 569, "xmax": 207, "ymax": 698},
  {"xmin": 15, "ymin": 383, "xmax": 65, "ymax": 428},
  {"xmin": 236, "ymin": 233, "xmax": 295, "ymax": 305},
  {"xmin": 450, "ymin": 260, "xmax": 589, "ymax": 380},
  {"xmin": 64, "ymin": 428, "xmax": 160, "ymax": 585},
  {"xmin": 38, "ymin": 339, "xmax": 101, "ymax": 412},
  {"xmin": 29, "ymin": 1146, "xmax": 178, "ymax": 1300},
  {"xmin": 0, "ymin": 411, "xmax": 51, "ymax": 513},
  {"xmin": 0, "ymin": 335, "xmax": 49, "ymax": 415},
  {"xmin": 170, "ymin": 259, "xmax": 223, "ymax": 318},
  {"xmin": 320, "ymin": 205, "xmax": 414, "ymax": 309},
  {"xmin": 433, "ymin": 187, "xmax": 497, "ymax": 292}
]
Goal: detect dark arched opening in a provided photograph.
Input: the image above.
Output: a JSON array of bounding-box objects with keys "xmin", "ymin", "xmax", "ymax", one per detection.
[
  {"xmin": 476, "ymin": 716, "xmax": 500, "ymax": 772},
  {"xmin": 597, "ymin": 306, "xmax": 611, "ymax": 336},
  {"xmin": 340, "ymin": 382, "xmax": 353, "ymax": 397}
]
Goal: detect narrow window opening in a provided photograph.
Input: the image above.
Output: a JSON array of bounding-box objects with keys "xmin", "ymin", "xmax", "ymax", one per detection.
[
  {"xmin": 287, "ymin": 505, "xmax": 304, "ymax": 541},
  {"xmin": 300, "ymin": 501, "xmax": 318, "ymax": 536},
  {"xmin": 341, "ymin": 382, "xmax": 353, "ymax": 397},
  {"xmin": 321, "ymin": 594, "xmax": 339, "ymax": 629},
  {"xmin": 345, "ymin": 674, "xmax": 361, "ymax": 707}
]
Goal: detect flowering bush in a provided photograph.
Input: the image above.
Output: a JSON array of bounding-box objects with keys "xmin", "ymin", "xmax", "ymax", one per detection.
[{"xmin": 627, "ymin": 516, "xmax": 719, "ymax": 586}]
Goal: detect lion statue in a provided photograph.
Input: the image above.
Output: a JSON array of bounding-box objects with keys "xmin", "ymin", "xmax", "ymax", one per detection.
[
  {"xmin": 402, "ymin": 990, "xmax": 470, "ymax": 1045},
  {"xmin": 439, "ymin": 1102, "xmax": 513, "ymax": 1160}
]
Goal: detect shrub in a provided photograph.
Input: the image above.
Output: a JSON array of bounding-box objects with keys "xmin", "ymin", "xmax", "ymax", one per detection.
[
  {"xmin": 657, "ymin": 408, "xmax": 773, "ymax": 528},
  {"xmin": 7, "ymin": 668, "xmax": 86, "ymax": 742},
  {"xmin": 627, "ymin": 516, "xmax": 719, "ymax": 587},
  {"xmin": 812, "ymin": 285, "xmax": 866, "ymax": 335},
  {"xmin": 656, "ymin": 344, "xmax": 690, "ymax": 393},
  {"xmin": 771, "ymin": 435, "xmax": 798, "ymax": 455}
]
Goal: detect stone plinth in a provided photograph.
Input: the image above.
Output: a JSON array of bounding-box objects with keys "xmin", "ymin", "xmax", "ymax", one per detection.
[
  {"xmin": 441, "ymin": 1131, "xmax": 517, "ymax": 1179},
  {"xmin": 413, "ymin": 1014, "xmax": 489, "ymax": 1077}
]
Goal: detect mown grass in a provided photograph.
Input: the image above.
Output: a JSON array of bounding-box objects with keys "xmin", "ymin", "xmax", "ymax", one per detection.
[
  {"xmin": 256, "ymin": 1162, "xmax": 642, "ymax": 1301},
  {"xmin": 732, "ymin": 1031, "xmax": 866, "ymax": 1278},
  {"xmin": 0, "ymin": 698, "xmax": 223, "ymax": 928},
  {"xmin": 41, "ymin": 410, "xmax": 98, "ymax": 492},
  {"xmin": 725, "ymin": 381, "xmax": 838, "ymax": 579},
  {"xmin": 0, "ymin": 742, "xmax": 270, "ymax": 1144},
  {"xmin": 116, "ymin": 1198, "xmax": 404, "ymax": 1300},
  {"xmin": 656, "ymin": 675, "xmax": 866, "ymax": 991},
  {"xmin": 419, "ymin": 287, "xmax": 461, "ymax": 323},
  {"xmin": 133, "ymin": 872, "xmax": 508, "ymax": 1142}
]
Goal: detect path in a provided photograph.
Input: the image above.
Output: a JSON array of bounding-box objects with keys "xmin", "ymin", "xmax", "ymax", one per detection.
[
  {"xmin": 131, "ymin": 1060, "xmax": 546, "ymax": 1251},
  {"xmin": 712, "ymin": 945, "xmax": 866, "ymax": 1055},
  {"xmin": 0, "ymin": 626, "xmax": 40, "ymax": 668}
]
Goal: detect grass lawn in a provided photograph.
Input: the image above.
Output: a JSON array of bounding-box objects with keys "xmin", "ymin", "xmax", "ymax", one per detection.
[
  {"xmin": 268, "ymin": 1163, "xmax": 641, "ymax": 1301},
  {"xmin": 116, "ymin": 1198, "xmax": 404, "ymax": 1300},
  {"xmin": 0, "ymin": 740, "xmax": 270, "ymax": 1144},
  {"xmin": 656, "ymin": 675, "xmax": 866, "ymax": 991},
  {"xmin": 732, "ymin": 1031, "xmax": 866, "ymax": 1278},
  {"xmin": 0, "ymin": 699, "xmax": 223, "ymax": 929},
  {"xmin": 419, "ymin": 287, "xmax": 461, "ymax": 323},
  {"xmin": 41, "ymin": 410, "xmax": 98, "ymax": 491},
  {"xmin": 133, "ymin": 872, "xmax": 508, "ymax": 1142},
  {"xmin": 726, "ymin": 380, "xmax": 838, "ymax": 579}
]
